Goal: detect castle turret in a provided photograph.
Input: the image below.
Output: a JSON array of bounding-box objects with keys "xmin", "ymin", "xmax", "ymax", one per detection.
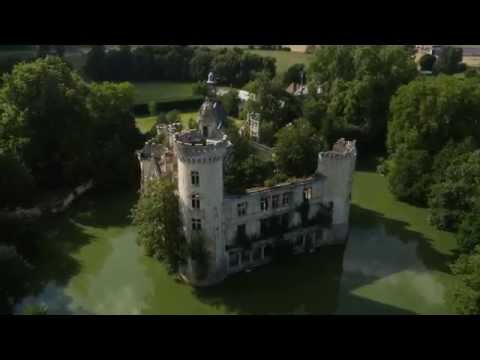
[
  {"xmin": 174, "ymin": 75, "xmax": 232, "ymax": 286},
  {"xmin": 197, "ymin": 72, "xmax": 227, "ymax": 140},
  {"xmin": 316, "ymin": 138, "xmax": 357, "ymax": 243}
]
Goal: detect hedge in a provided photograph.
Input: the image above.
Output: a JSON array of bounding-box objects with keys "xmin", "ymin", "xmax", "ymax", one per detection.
[{"xmin": 133, "ymin": 97, "xmax": 204, "ymax": 116}]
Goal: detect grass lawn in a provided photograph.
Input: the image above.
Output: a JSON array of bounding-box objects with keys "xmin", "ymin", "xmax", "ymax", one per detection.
[
  {"xmin": 132, "ymin": 81, "xmax": 200, "ymax": 105},
  {"xmin": 136, "ymin": 112, "xmax": 245, "ymax": 135},
  {"xmin": 248, "ymin": 50, "xmax": 313, "ymax": 75},
  {"xmin": 135, "ymin": 112, "xmax": 198, "ymax": 134}
]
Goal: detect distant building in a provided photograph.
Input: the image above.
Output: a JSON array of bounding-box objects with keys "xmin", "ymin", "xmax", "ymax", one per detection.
[
  {"xmin": 416, "ymin": 45, "xmax": 445, "ymax": 57},
  {"xmin": 416, "ymin": 45, "xmax": 480, "ymax": 58}
]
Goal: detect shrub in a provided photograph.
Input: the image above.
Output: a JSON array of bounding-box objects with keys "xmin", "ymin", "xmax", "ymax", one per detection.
[
  {"xmin": 419, "ymin": 54, "xmax": 436, "ymax": 71},
  {"xmin": 166, "ymin": 110, "xmax": 181, "ymax": 124}
]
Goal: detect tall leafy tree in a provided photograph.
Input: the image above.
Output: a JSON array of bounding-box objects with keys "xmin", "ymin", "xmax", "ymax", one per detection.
[
  {"xmin": 428, "ymin": 151, "xmax": 480, "ymax": 231},
  {"xmin": 387, "ymin": 75, "xmax": 480, "ymax": 204},
  {"xmin": 283, "ymin": 63, "xmax": 306, "ymax": 86},
  {"xmin": 456, "ymin": 202, "xmax": 480, "ymax": 254},
  {"xmin": 243, "ymin": 71, "xmax": 302, "ymax": 136},
  {"xmin": 87, "ymin": 82, "xmax": 144, "ymax": 187},
  {"xmin": 84, "ymin": 45, "xmax": 107, "ymax": 81},
  {"xmin": 131, "ymin": 178, "xmax": 188, "ymax": 274},
  {"xmin": 307, "ymin": 45, "xmax": 417, "ymax": 152},
  {"xmin": 273, "ymin": 118, "xmax": 326, "ymax": 178},
  {"xmin": 446, "ymin": 247, "xmax": 480, "ymax": 314},
  {"xmin": 0, "ymin": 56, "xmax": 93, "ymax": 188},
  {"xmin": 386, "ymin": 147, "xmax": 432, "ymax": 205}
]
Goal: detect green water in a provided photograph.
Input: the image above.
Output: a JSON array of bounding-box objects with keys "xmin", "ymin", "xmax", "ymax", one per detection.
[{"xmin": 14, "ymin": 168, "xmax": 457, "ymax": 314}]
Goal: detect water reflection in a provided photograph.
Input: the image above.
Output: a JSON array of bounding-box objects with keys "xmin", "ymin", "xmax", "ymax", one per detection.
[{"xmin": 12, "ymin": 172, "xmax": 456, "ymax": 315}]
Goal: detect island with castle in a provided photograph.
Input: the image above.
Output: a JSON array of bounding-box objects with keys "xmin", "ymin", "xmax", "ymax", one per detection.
[{"xmin": 137, "ymin": 73, "xmax": 357, "ymax": 287}]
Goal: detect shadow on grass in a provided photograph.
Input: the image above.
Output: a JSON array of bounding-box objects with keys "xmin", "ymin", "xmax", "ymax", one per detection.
[{"xmin": 192, "ymin": 204, "xmax": 453, "ymax": 315}]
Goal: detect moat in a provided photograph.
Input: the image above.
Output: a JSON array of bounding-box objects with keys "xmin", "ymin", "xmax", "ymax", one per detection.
[{"xmin": 14, "ymin": 166, "xmax": 457, "ymax": 315}]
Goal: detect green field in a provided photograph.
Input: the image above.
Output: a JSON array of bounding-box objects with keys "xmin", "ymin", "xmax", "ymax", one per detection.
[
  {"xmin": 135, "ymin": 112, "xmax": 244, "ymax": 135},
  {"xmin": 132, "ymin": 81, "xmax": 199, "ymax": 105},
  {"xmin": 248, "ymin": 50, "xmax": 313, "ymax": 75},
  {"xmin": 135, "ymin": 112, "xmax": 198, "ymax": 134}
]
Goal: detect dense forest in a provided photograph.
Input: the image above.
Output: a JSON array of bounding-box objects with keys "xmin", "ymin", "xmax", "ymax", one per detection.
[{"xmin": 84, "ymin": 45, "xmax": 276, "ymax": 87}]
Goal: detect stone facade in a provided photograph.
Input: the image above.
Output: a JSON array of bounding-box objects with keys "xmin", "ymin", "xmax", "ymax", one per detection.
[{"xmin": 137, "ymin": 77, "xmax": 357, "ymax": 287}]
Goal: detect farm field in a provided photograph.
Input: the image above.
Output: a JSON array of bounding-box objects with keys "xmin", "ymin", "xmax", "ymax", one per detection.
[
  {"xmin": 132, "ymin": 81, "xmax": 199, "ymax": 105},
  {"xmin": 248, "ymin": 50, "xmax": 313, "ymax": 75}
]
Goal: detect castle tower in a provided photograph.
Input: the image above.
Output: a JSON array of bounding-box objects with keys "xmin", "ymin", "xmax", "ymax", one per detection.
[
  {"xmin": 197, "ymin": 72, "xmax": 226, "ymax": 140},
  {"xmin": 316, "ymin": 139, "xmax": 357, "ymax": 243},
  {"xmin": 174, "ymin": 73, "xmax": 231, "ymax": 286}
]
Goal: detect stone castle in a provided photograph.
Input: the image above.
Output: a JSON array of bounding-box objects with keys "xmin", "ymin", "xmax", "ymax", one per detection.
[{"xmin": 137, "ymin": 73, "xmax": 357, "ymax": 287}]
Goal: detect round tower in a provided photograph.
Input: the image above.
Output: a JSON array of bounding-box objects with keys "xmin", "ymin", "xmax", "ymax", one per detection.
[
  {"xmin": 174, "ymin": 132, "xmax": 230, "ymax": 286},
  {"xmin": 316, "ymin": 138, "xmax": 357, "ymax": 243},
  {"xmin": 174, "ymin": 76, "xmax": 231, "ymax": 286}
]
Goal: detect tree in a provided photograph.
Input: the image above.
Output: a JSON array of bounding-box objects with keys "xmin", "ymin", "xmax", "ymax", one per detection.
[
  {"xmin": 87, "ymin": 82, "xmax": 144, "ymax": 187},
  {"xmin": 419, "ymin": 54, "xmax": 436, "ymax": 71},
  {"xmin": 0, "ymin": 56, "xmax": 93, "ymax": 189},
  {"xmin": 428, "ymin": 151, "xmax": 480, "ymax": 231},
  {"xmin": 446, "ymin": 247, "xmax": 480, "ymax": 314},
  {"xmin": 457, "ymin": 203, "xmax": 480, "ymax": 254},
  {"xmin": 166, "ymin": 110, "xmax": 180, "ymax": 124},
  {"xmin": 192, "ymin": 81, "xmax": 208, "ymax": 97},
  {"xmin": 219, "ymin": 90, "xmax": 240, "ymax": 117},
  {"xmin": 388, "ymin": 76, "xmax": 480, "ymax": 153},
  {"xmin": 434, "ymin": 47, "xmax": 465, "ymax": 75},
  {"xmin": 430, "ymin": 138, "xmax": 478, "ymax": 187},
  {"xmin": 131, "ymin": 178, "xmax": 188, "ymax": 274},
  {"xmin": 84, "ymin": 45, "xmax": 107, "ymax": 81},
  {"xmin": 308, "ymin": 45, "xmax": 417, "ymax": 153},
  {"xmin": 283, "ymin": 63, "xmax": 306, "ymax": 86},
  {"xmin": 273, "ymin": 118, "xmax": 326, "ymax": 178},
  {"xmin": 0, "ymin": 150, "xmax": 36, "ymax": 209},
  {"xmin": 386, "ymin": 147, "xmax": 432, "ymax": 205},
  {"xmin": 243, "ymin": 72, "xmax": 301, "ymax": 133},
  {"xmin": 189, "ymin": 48, "xmax": 214, "ymax": 81}
]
